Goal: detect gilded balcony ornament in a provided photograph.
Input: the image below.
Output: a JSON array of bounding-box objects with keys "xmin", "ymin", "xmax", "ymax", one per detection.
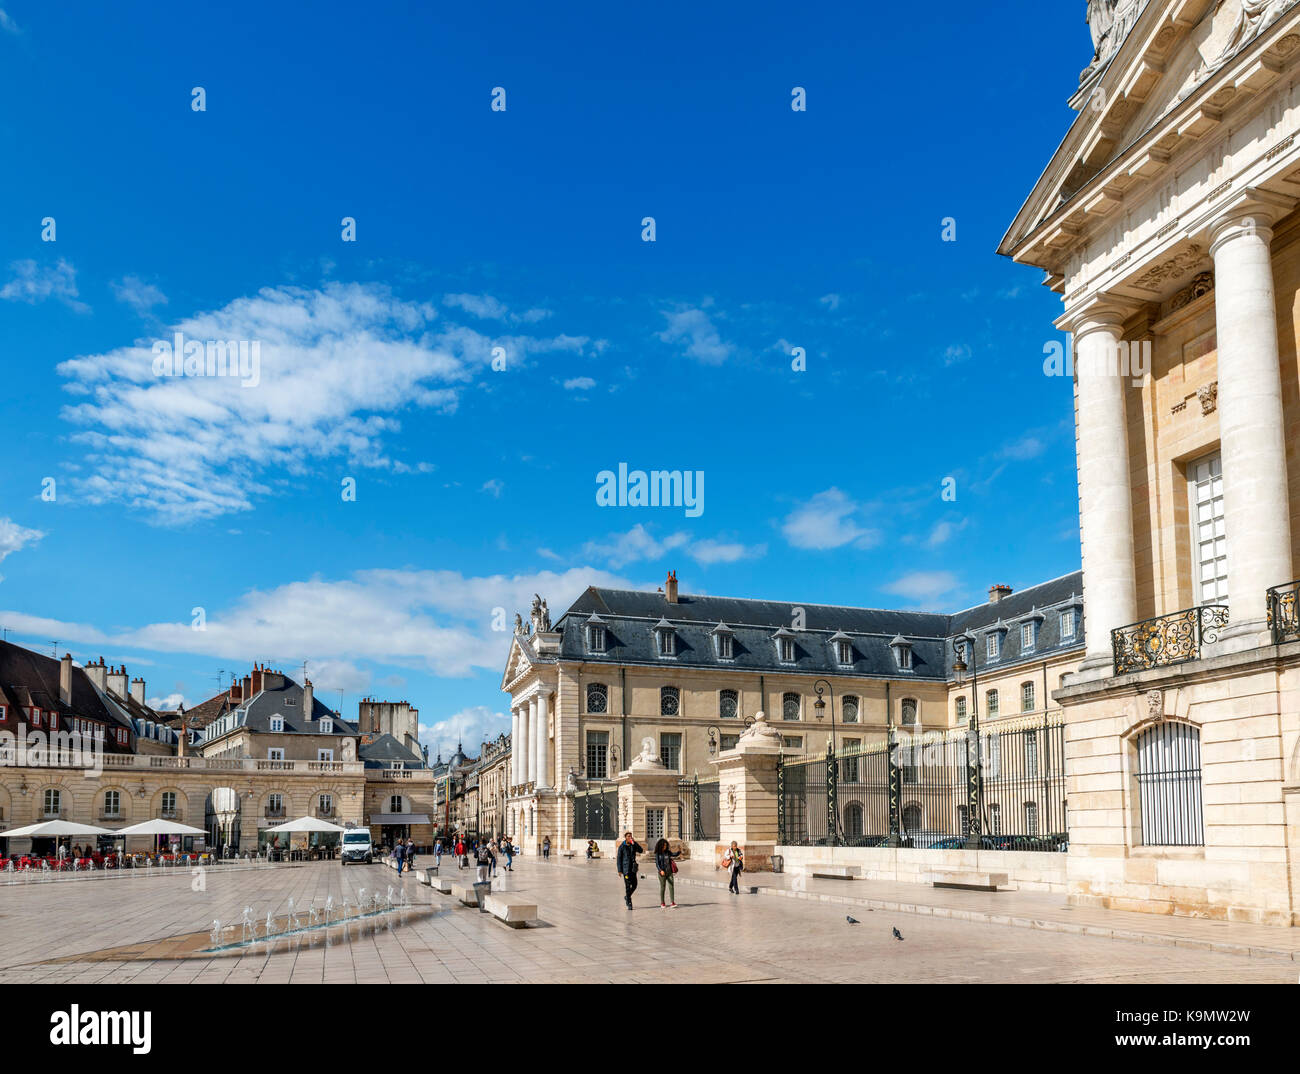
[{"xmin": 1111, "ymin": 605, "xmax": 1230, "ymax": 675}]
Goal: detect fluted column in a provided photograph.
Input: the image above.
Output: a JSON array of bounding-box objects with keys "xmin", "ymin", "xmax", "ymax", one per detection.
[
  {"xmin": 535, "ymin": 691, "xmax": 552, "ymax": 789},
  {"xmin": 1210, "ymin": 201, "xmax": 1295, "ymax": 634},
  {"xmin": 1072, "ymin": 304, "xmax": 1139, "ymax": 666}
]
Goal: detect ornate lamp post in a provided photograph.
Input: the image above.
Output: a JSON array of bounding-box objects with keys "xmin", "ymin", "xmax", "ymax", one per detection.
[
  {"xmin": 812, "ymin": 678, "xmax": 839, "ymax": 847},
  {"xmin": 951, "ymin": 633, "xmax": 982, "ymax": 849}
]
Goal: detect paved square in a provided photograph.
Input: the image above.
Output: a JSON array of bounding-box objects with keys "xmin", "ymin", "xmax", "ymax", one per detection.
[{"xmin": 0, "ymin": 856, "xmax": 1293, "ymax": 984}]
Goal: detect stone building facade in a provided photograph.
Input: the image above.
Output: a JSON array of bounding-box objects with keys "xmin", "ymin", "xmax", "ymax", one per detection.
[
  {"xmin": 501, "ymin": 573, "xmax": 1085, "ymax": 854},
  {"xmin": 1000, "ymin": 0, "xmax": 1300, "ymax": 925}
]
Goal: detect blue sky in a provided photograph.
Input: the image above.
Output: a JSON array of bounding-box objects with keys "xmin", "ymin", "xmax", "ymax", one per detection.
[{"xmin": 0, "ymin": 2, "xmax": 1089, "ymax": 758}]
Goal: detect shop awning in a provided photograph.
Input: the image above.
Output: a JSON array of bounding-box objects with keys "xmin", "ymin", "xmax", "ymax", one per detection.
[{"xmin": 368, "ymin": 814, "xmax": 430, "ymax": 825}]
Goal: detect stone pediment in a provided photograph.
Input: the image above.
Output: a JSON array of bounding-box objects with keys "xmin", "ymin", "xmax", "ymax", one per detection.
[
  {"xmin": 499, "ymin": 634, "xmax": 534, "ymax": 690},
  {"xmin": 1001, "ymin": 0, "xmax": 1300, "ymax": 266}
]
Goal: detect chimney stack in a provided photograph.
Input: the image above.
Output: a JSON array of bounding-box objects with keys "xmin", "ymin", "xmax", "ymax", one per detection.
[
  {"xmin": 177, "ymin": 706, "xmax": 187, "ymax": 758},
  {"xmin": 303, "ymin": 677, "xmax": 314, "ymax": 718},
  {"xmin": 84, "ymin": 657, "xmax": 108, "ymax": 692},
  {"xmin": 59, "ymin": 653, "xmax": 73, "ymax": 707},
  {"xmin": 988, "ymin": 584, "xmax": 1013, "ymax": 604},
  {"xmin": 107, "ymin": 664, "xmax": 128, "ymax": 699},
  {"xmin": 130, "ymin": 677, "xmax": 146, "ymax": 705},
  {"xmin": 665, "ymin": 569, "xmax": 679, "ymax": 604},
  {"xmin": 242, "ymin": 674, "xmax": 252, "ymax": 700},
  {"xmin": 251, "ymin": 664, "xmax": 264, "ymax": 695}
]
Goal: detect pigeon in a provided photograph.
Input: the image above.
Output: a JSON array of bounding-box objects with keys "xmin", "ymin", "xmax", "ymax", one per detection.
[
  {"xmin": 892, "ymin": 927, "xmax": 905, "ymax": 941},
  {"xmin": 846, "ymin": 915, "xmax": 859, "ymax": 924}
]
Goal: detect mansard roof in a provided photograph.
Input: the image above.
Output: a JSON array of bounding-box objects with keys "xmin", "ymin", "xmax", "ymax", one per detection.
[{"xmin": 552, "ymin": 571, "xmax": 1086, "ymax": 681}]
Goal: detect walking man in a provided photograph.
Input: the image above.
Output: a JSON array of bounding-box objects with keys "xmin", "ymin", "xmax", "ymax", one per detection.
[
  {"xmin": 542, "ymin": 835, "xmax": 551, "ymax": 860},
  {"xmin": 503, "ymin": 838, "xmax": 514, "ymax": 871},
  {"xmin": 616, "ymin": 831, "xmax": 644, "ymax": 910},
  {"xmin": 395, "ymin": 838, "xmax": 407, "ymax": 876},
  {"xmin": 474, "ymin": 839, "xmax": 496, "ymax": 885},
  {"xmin": 434, "ymin": 839, "xmax": 443, "ymax": 869},
  {"xmin": 405, "ymin": 837, "xmax": 416, "ymax": 874}
]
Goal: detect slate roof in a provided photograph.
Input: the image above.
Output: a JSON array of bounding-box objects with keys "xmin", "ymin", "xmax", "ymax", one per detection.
[
  {"xmin": 201, "ymin": 673, "xmax": 360, "ymax": 743},
  {"xmin": 552, "ymin": 571, "xmax": 1086, "ymax": 681},
  {"xmin": 359, "ymin": 733, "xmax": 425, "ymax": 768},
  {"xmin": 0, "ymin": 641, "xmax": 134, "ymax": 749}
]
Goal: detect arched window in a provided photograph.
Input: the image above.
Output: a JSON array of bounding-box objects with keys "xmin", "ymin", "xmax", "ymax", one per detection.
[
  {"xmin": 1134, "ymin": 722, "xmax": 1204, "ymax": 846},
  {"xmin": 954, "ymin": 696, "xmax": 966, "ymax": 723},
  {"xmin": 660, "ymin": 686, "xmax": 680, "ymax": 716},
  {"xmin": 842, "ymin": 695, "xmax": 859, "ymax": 724},
  {"xmin": 902, "ymin": 802, "xmax": 922, "ymax": 834},
  {"xmin": 719, "ymin": 689, "xmax": 738, "ymax": 719},
  {"xmin": 843, "ymin": 802, "xmax": 864, "ymax": 839},
  {"xmin": 782, "ymin": 692, "xmax": 801, "ymax": 721},
  {"xmin": 901, "ymin": 698, "xmax": 918, "ymax": 726},
  {"xmin": 586, "ymin": 682, "xmax": 608, "ymax": 714}
]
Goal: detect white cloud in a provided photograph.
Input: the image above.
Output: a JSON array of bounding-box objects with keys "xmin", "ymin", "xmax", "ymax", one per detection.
[
  {"xmin": 819, "ymin": 293, "xmax": 841, "ymax": 311},
  {"xmin": 55, "ymin": 282, "xmax": 588, "ymax": 524},
  {"xmin": 1, "ymin": 259, "xmax": 87, "ymax": 311},
  {"xmin": 443, "ymin": 293, "xmax": 553, "ymax": 325},
  {"xmin": 147, "ymin": 693, "xmax": 189, "ymax": 712},
  {"xmin": 882, "ymin": 570, "xmax": 960, "ymax": 605},
  {"xmin": 582, "ymin": 524, "xmax": 764, "ymax": 569},
  {"xmin": 0, "ymin": 517, "xmax": 45, "ymax": 572},
  {"xmin": 481, "ymin": 478, "xmax": 504, "ymax": 498},
  {"xmin": 925, "ymin": 518, "xmax": 967, "ymax": 549},
  {"xmin": 999, "ymin": 435, "xmax": 1046, "ymax": 461},
  {"xmin": 0, "ymin": 565, "xmax": 637, "ymax": 679},
  {"xmin": 111, "ymin": 275, "xmax": 168, "ymax": 314},
  {"xmin": 419, "ymin": 704, "xmax": 510, "ymax": 761},
  {"xmin": 563, "ymin": 376, "xmax": 596, "ymax": 391},
  {"xmin": 658, "ymin": 303, "xmax": 733, "ymax": 364},
  {"xmin": 0, "ymin": 9, "xmax": 20, "ymax": 34},
  {"xmin": 943, "ymin": 343, "xmax": 971, "ymax": 366},
  {"xmin": 781, "ymin": 489, "xmax": 881, "ymax": 551}
]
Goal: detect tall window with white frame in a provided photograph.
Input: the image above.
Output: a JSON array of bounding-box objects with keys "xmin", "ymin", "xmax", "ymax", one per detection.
[
  {"xmin": 985, "ymin": 689, "xmax": 999, "ymax": 718},
  {"xmin": 1021, "ymin": 681, "xmax": 1035, "ymax": 713},
  {"xmin": 1134, "ymin": 722, "xmax": 1205, "ymax": 846},
  {"xmin": 43, "ymin": 788, "xmax": 61, "ymax": 817},
  {"xmin": 586, "ymin": 730, "xmax": 609, "ymax": 779},
  {"xmin": 659, "ymin": 732, "xmax": 682, "ymax": 772},
  {"xmin": 1189, "ymin": 451, "xmax": 1228, "ymax": 606}
]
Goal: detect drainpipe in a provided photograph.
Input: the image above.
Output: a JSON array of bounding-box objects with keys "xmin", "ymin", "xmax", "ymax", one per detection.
[{"xmin": 620, "ymin": 666, "xmax": 628, "ymax": 777}]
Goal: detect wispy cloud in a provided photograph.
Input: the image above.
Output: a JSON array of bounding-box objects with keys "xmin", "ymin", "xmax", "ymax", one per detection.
[
  {"xmin": 818, "ymin": 293, "xmax": 841, "ymax": 311},
  {"xmin": 0, "ymin": 518, "xmax": 45, "ymax": 581},
  {"xmin": 111, "ymin": 275, "xmax": 168, "ymax": 315},
  {"xmin": 658, "ymin": 302, "xmax": 733, "ymax": 364},
  {"xmin": 420, "ymin": 704, "xmax": 509, "ymax": 761},
  {"xmin": 564, "ymin": 376, "xmax": 596, "ymax": 391},
  {"xmin": 0, "ymin": 8, "xmax": 20, "ymax": 34},
  {"xmin": 882, "ymin": 570, "xmax": 960, "ymax": 605},
  {"xmin": 583, "ymin": 523, "xmax": 764, "ymax": 569},
  {"xmin": 1, "ymin": 259, "xmax": 88, "ymax": 312},
  {"xmin": 443, "ymin": 292, "xmax": 552, "ymax": 324},
  {"xmin": 781, "ymin": 488, "xmax": 881, "ymax": 551}
]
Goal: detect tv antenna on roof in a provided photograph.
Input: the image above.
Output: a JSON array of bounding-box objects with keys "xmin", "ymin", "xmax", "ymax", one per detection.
[
  {"xmin": 214, "ymin": 669, "xmax": 227, "ymax": 692},
  {"xmin": 50, "ymin": 640, "xmax": 58, "ymax": 659}
]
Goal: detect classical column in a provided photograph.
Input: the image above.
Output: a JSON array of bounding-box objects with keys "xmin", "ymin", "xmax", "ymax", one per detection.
[
  {"xmin": 535, "ymin": 691, "xmax": 552, "ymax": 789},
  {"xmin": 509, "ymin": 708, "xmax": 519, "ymax": 787},
  {"xmin": 1210, "ymin": 200, "xmax": 1295, "ymax": 635},
  {"xmin": 519, "ymin": 702, "xmax": 533, "ymax": 785},
  {"xmin": 1071, "ymin": 303, "xmax": 1138, "ymax": 668}
]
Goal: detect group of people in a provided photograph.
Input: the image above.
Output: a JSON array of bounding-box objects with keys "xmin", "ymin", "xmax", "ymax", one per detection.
[
  {"xmin": 428, "ymin": 834, "xmax": 518, "ymax": 874},
  {"xmin": 615, "ymin": 834, "xmax": 745, "ymax": 910},
  {"xmin": 390, "ymin": 837, "xmax": 418, "ymax": 875}
]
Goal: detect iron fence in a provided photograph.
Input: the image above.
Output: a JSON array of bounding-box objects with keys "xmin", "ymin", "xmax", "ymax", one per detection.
[
  {"xmin": 571, "ymin": 783, "xmax": 618, "ymax": 841},
  {"xmin": 778, "ymin": 719, "xmax": 1068, "ymax": 852},
  {"xmin": 677, "ymin": 777, "xmax": 719, "ymax": 842},
  {"xmin": 1111, "ymin": 604, "xmax": 1229, "ymax": 675},
  {"xmin": 1267, "ymin": 580, "xmax": 1300, "ymax": 646}
]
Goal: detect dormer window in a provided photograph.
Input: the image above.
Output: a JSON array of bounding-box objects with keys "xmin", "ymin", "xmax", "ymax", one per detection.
[
  {"xmin": 830, "ymin": 631, "xmax": 853, "ymax": 667},
  {"xmin": 654, "ymin": 618, "xmax": 676, "ymax": 657},
  {"xmin": 319, "ymin": 717, "xmax": 333, "ymax": 734},
  {"xmin": 1060, "ymin": 608, "xmax": 1077, "ymax": 639},
  {"xmin": 1019, "ymin": 610, "xmax": 1043, "ymax": 653},
  {"xmin": 889, "ymin": 634, "xmax": 913, "ymax": 672},
  {"xmin": 986, "ymin": 633, "xmax": 1001, "ymax": 660},
  {"xmin": 710, "ymin": 622, "xmax": 735, "ymax": 661},
  {"xmin": 585, "ymin": 613, "xmax": 607, "ymax": 654},
  {"xmin": 270, "ymin": 716, "xmax": 284, "ymax": 733},
  {"xmin": 285, "ymin": 697, "xmax": 296, "ymax": 706},
  {"xmin": 773, "ymin": 628, "xmax": 796, "ymax": 664}
]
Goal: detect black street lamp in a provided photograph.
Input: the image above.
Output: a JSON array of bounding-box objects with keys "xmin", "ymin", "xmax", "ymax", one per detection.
[
  {"xmin": 706, "ymin": 725, "xmax": 721, "ymax": 758},
  {"xmin": 812, "ymin": 678, "xmax": 840, "ymax": 847},
  {"xmin": 951, "ymin": 633, "xmax": 982, "ymax": 849}
]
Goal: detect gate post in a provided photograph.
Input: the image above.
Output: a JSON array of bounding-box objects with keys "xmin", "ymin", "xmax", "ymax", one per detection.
[
  {"xmin": 964, "ymin": 724, "xmax": 983, "ymax": 850},
  {"xmin": 712, "ymin": 711, "xmax": 783, "ymax": 871},
  {"xmin": 887, "ymin": 727, "xmax": 902, "ymax": 847},
  {"xmin": 826, "ymin": 741, "xmax": 838, "ymax": 847}
]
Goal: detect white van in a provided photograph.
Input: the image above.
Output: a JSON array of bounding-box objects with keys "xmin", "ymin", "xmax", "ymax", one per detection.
[{"xmin": 340, "ymin": 828, "xmax": 374, "ymax": 865}]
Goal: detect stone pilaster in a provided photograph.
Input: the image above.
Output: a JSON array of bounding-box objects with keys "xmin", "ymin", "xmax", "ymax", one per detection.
[{"xmin": 711, "ymin": 713, "xmax": 782, "ymax": 871}]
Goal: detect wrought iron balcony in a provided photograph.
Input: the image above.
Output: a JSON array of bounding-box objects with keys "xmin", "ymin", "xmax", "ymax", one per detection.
[
  {"xmin": 1267, "ymin": 580, "xmax": 1300, "ymax": 646},
  {"xmin": 1112, "ymin": 605, "xmax": 1229, "ymax": 675}
]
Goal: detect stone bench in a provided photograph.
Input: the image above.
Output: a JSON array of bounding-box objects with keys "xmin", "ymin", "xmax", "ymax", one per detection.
[
  {"xmin": 927, "ymin": 870, "xmax": 1008, "ymax": 892},
  {"xmin": 483, "ymin": 893, "xmax": 538, "ymax": 929},
  {"xmin": 804, "ymin": 863, "xmax": 860, "ymax": 880},
  {"xmin": 450, "ymin": 882, "xmax": 483, "ymax": 907},
  {"xmin": 415, "ymin": 868, "xmax": 438, "ymax": 885},
  {"xmin": 430, "ymin": 875, "xmax": 453, "ymax": 894}
]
